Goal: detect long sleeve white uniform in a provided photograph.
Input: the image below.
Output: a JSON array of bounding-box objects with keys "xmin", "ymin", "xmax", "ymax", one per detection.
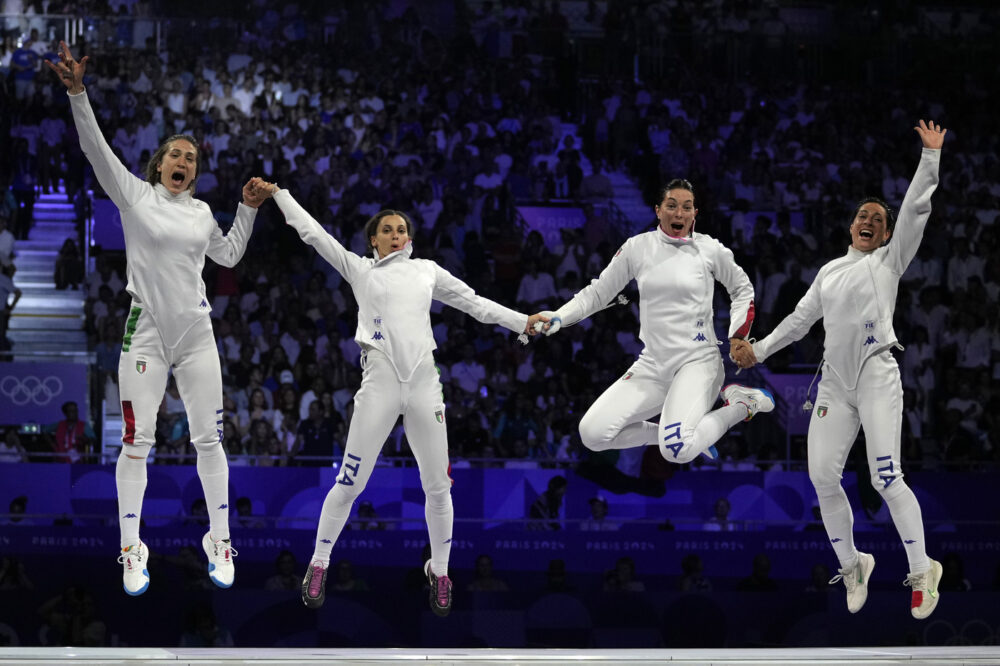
[
  {"xmin": 70, "ymin": 90, "xmax": 257, "ymax": 348},
  {"xmin": 752, "ymin": 148, "xmax": 941, "ymax": 389},
  {"xmin": 273, "ymin": 189, "xmax": 528, "ymax": 381},
  {"xmin": 555, "ymin": 228, "xmax": 755, "ymax": 362}
]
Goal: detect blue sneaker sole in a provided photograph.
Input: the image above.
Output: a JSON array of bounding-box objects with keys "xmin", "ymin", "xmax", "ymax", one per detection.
[
  {"xmin": 208, "ymin": 563, "xmax": 233, "ymax": 588},
  {"xmin": 124, "ymin": 570, "xmax": 149, "ymax": 596}
]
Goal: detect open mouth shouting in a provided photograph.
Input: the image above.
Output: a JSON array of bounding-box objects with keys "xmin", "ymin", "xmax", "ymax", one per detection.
[{"xmin": 858, "ymin": 229, "xmax": 874, "ymax": 240}]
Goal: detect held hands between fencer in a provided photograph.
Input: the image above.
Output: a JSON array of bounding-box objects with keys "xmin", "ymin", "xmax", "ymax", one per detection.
[
  {"xmin": 531, "ymin": 311, "xmax": 561, "ymax": 336},
  {"xmin": 728, "ymin": 337, "xmax": 757, "ymax": 369}
]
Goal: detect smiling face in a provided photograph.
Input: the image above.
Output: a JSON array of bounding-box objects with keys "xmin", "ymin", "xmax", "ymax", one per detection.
[
  {"xmin": 655, "ymin": 188, "xmax": 697, "ymax": 238},
  {"xmin": 850, "ymin": 201, "xmax": 891, "ymax": 252},
  {"xmin": 370, "ymin": 214, "xmax": 410, "ymax": 257},
  {"xmin": 157, "ymin": 138, "xmax": 198, "ymax": 194}
]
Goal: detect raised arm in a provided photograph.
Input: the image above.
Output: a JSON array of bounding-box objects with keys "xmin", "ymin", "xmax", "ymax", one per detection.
[
  {"xmin": 885, "ymin": 120, "xmax": 945, "ymax": 274},
  {"xmin": 46, "ymin": 41, "xmax": 146, "ymax": 211},
  {"xmin": 206, "ymin": 179, "xmax": 266, "ymax": 267},
  {"xmin": 265, "ymin": 182, "xmax": 367, "ymax": 283},
  {"xmin": 432, "ymin": 263, "xmax": 530, "ymax": 335}
]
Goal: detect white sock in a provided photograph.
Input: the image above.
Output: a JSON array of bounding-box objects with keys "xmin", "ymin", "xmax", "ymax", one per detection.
[
  {"xmin": 816, "ymin": 484, "xmax": 858, "ymax": 570},
  {"xmin": 425, "ymin": 490, "xmax": 453, "ymax": 577},
  {"xmin": 312, "ymin": 486, "xmax": 353, "ymax": 567},
  {"xmin": 196, "ymin": 445, "xmax": 230, "ymax": 541},
  {"xmin": 115, "ymin": 453, "xmax": 147, "ymax": 549},
  {"xmin": 693, "ymin": 402, "xmax": 746, "ymax": 451},
  {"xmin": 883, "ymin": 481, "xmax": 930, "ymax": 574}
]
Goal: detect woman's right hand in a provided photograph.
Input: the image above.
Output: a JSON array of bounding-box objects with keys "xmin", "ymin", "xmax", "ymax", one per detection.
[
  {"xmin": 44, "ymin": 40, "xmax": 88, "ymax": 94},
  {"xmin": 249, "ymin": 177, "xmax": 279, "ymax": 198}
]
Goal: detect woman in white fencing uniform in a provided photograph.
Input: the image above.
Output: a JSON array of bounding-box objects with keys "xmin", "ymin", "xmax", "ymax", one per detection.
[
  {"xmin": 253, "ymin": 179, "xmax": 544, "ymax": 616},
  {"xmin": 538, "ymin": 178, "xmax": 774, "ymax": 464},
  {"xmin": 47, "ymin": 43, "xmax": 264, "ymax": 596},
  {"xmin": 732, "ymin": 120, "xmax": 947, "ymax": 619}
]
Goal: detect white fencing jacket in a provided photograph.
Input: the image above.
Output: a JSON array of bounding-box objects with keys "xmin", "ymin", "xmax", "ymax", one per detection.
[
  {"xmin": 274, "ymin": 190, "xmax": 528, "ymax": 382},
  {"xmin": 70, "ymin": 90, "xmax": 257, "ymax": 348},
  {"xmin": 752, "ymin": 148, "xmax": 941, "ymax": 389},
  {"xmin": 555, "ymin": 228, "xmax": 755, "ymax": 363}
]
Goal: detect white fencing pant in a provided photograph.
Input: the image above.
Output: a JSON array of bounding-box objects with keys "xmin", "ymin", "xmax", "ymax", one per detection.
[
  {"xmin": 808, "ymin": 351, "xmax": 930, "ymax": 574},
  {"xmin": 116, "ymin": 307, "xmax": 229, "ymax": 548},
  {"xmin": 311, "ymin": 349, "xmax": 454, "ymax": 576},
  {"xmin": 579, "ymin": 351, "xmax": 744, "ymax": 464}
]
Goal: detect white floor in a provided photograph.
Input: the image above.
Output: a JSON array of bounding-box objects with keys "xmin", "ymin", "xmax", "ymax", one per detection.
[{"xmin": 1, "ymin": 647, "xmax": 1000, "ymax": 665}]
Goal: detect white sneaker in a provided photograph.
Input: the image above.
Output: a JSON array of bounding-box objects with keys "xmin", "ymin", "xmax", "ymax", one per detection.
[
  {"xmin": 721, "ymin": 384, "xmax": 775, "ymax": 421},
  {"xmin": 118, "ymin": 542, "xmax": 150, "ymax": 596},
  {"xmin": 906, "ymin": 558, "xmax": 943, "ymax": 619},
  {"xmin": 829, "ymin": 551, "xmax": 875, "ymax": 613},
  {"xmin": 202, "ymin": 532, "xmax": 237, "ymax": 588}
]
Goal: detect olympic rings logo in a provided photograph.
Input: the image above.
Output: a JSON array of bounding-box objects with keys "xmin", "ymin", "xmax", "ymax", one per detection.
[{"xmin": 0, "ymin": 375, "xmax": 65, "ymax": 406}]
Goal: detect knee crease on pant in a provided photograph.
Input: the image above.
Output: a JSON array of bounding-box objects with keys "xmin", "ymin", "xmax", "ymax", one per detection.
[{"xmin": 876, "ymin": 476, "xmax": 908, "ymax": 499}]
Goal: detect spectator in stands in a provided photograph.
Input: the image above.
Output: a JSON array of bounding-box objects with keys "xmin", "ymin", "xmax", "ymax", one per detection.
[
  {"xmin": 54, "ymin": 238, "xmax": 84, "ymax": 290},
  {"xmin": 0, "ymin": 215, "xmax": 13, "ymax": 268},
  {"xmin": 0, "ymin": 262, "xmax": 21, "ymax": 354},
  {"xmin": 702, "ymin": 497, "xmax": 737, "ymax": 532},
  {"xmin": 579, "ymin": 494, "xmax": 619, "ymax": 531},
  {"xmin": 45, "ymin": 401, "xmax": 96, "ymax": 463},
  {"xmin": 737, "ymin": 553, "xmax": 778, "ymax": 591},
  {"xmin": 603, "ymin": 556, "xmax": 645, "ymax": 592},
  {"xmin": 679, "ymin": 554, "xmax": 712, "ymax": 593},
  {"xmin": 528, "ymin": 475, "xmax": 567, "ymax": 530},
  {"xmin": 264, "ymin": 550, "xmax": 301, "ymax": 591},
  {"xmin": 466, "ymin": 554, "xmax": 510, "ymax": 592},
  {"xmin": 0, "ymin": 429, "xmax": 29, "ymax": 463},
  {"xmin": 330, "ymin": 559, "xmax": 369, "ymax": 592}
]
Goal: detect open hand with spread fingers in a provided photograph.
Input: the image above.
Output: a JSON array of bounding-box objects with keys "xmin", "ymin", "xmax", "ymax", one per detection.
[
  {"xmin": 44, "ymin": 40, "xmax": 88, "ymax": 95},
  {"xmin": 914, "ymin": 119, "xmax": 946, "ymax": 150}
]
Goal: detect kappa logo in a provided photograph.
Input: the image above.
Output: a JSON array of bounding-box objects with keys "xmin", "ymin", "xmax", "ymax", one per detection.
[
  {"xmin": 904, "ymin": 539, "xmax": 916, "ymax": 544},
  {"xmin": 218, "ymin": 504, "xmax": 227, "ymax": 510},
  {"xmin": 371, "ymin": 331, "xmax": 385, "ymax": 341},
  {"xmin": 863, "ymin": 335, "xmax": 878, "ymax": 346},
  {"xmin": 123, "ymin": 513, "xmax": 137, "ymax": 519},
  {"xmin": 320, "ymin": 539, "xmax": 332, "ymax": 544},
  {"xmin": 817, "ymin": 405, "xmax": 828, "ymax": 418},
  {"xmin": 693, "ymin": 332, "xmax": 707, "ymax": 342},
  {"xmin": 200, "ymin": 299, "xmax": 208, "ymax": 308},
  {"xmin": 830, "ymin": 537, "xmax": 842, "ymax": 543},
  {"xmin": 435, "ymin": 409, "xmax": 444, "ymax": 424},
  {"xmin": 136, "ymin": 360, "xmax": 147, "ymax": 374}
]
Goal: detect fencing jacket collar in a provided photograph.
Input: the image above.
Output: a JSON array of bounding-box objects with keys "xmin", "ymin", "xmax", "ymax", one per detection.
[
  {"xmin": 656, "ymin": 225, "xmax": 695, "ymax": 246},
  {"xmin": 373, "ymin": 240, "xmax": 414, "ymax": 263}
]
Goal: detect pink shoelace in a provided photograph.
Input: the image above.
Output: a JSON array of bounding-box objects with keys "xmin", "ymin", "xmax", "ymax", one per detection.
[
  {"xmin": 308, "ymin": 563, "xmax": 326, "ymax": 598},
  {"xmin": 435, "ymin": 574, "xmax": 452, "ymax": 606}
]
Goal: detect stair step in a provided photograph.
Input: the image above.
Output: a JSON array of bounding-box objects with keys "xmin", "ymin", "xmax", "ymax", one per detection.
[
  {"xmin": 30, "ymin": 220, "xmax": 77, "ymax": 232},
  {"xmin": 33, "ymin": 211, "xmax": 77, "ymax": 222},
  {"xmin": 15, "ymin": 240, "xmax": 67, "ymax": 253},
  {"xmin": 10, "ymin": 313, "xmax": 85, "ymax": 330},
  {"xmin": 13, "ymin": 277, "xmax": 56, "ymax": 289},
  {"xmin": 37, "ymin": 192, "xmax": 71, "ymax": 203},
  {"xmin": 18, "ymin": 285, "xmax": 85, "ymax": 299},
  {"xmin": 8, "ymin": 330, "xmax": 87, "ymax": 345}
]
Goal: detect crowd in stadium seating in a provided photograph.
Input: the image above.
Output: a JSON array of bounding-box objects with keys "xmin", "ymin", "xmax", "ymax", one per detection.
[{"xmin": 0, "ymin": 1, "xmax": 997, "ymax": 473}]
